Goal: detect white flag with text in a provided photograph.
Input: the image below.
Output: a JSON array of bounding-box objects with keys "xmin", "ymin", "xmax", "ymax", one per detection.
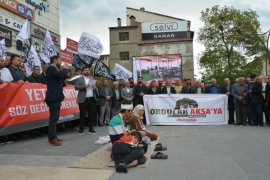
[
  {"xmin": 40, "ymin": 30, "xmax": 58, "ymax": 63},
  {"xmin": 25, "ymin": 45, "xmax": 42, "ymax": 77},
  {"xmin": 16, "ymin": 19, "xmax": 29, "ymax": 43},
  {"xmin": 78, "ymin": 32, "xmax": 103, "ymax": 59},
  {"xmin": 0, "ymin": 39, "xmax": 7, "ymax": 61}
]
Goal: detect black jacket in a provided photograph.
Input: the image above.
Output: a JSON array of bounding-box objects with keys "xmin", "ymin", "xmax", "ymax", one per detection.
[
  {"xmin": 250, "ymin": 82, "xmax": 264, "ymax": 104},
  {"xmin": 27, "ymin": 74, "xmax": 41, "ymax": 83},
  {"xmin": 161, "ymin": 86, "xmax": 176, "ymax": 94},
  {"xmin": 45, "ymin": 65, "xmax": 68, "ymax": 102},
  {"xmin": 39, "ymin": 72, "xmax": 47, "ymax": 84},
  {"xmin": 221, "ymin": 85, "xmax": 234, "ymax": 105},
  {"xmin": 111, "ymin": 88, "xmax": 122, "ymax": 105},
  {"xmin": 133, "ymin": 84, "xmax": 148, "ymax": 105}
]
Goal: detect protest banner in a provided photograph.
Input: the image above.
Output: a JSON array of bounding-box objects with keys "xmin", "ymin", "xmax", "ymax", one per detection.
[
  {"xmin": 0, "ymin": 83, "xmax": 79, "ymax": 136},
  {"xmin": 144, "ymin": 94, "xmax": 228, "ymax": 125}
]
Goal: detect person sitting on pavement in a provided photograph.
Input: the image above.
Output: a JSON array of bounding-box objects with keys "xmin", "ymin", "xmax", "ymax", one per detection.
[
  {"xmin": 112, "ymin": 131, "xmax": 146, "ymax": 173},
  {"xmin": 130, "ymin": 104, "xmax": 158, "ymax": 141},
  {"xmin": 108, "ymin": 104, "xmax": 133, "ymax": 144}
]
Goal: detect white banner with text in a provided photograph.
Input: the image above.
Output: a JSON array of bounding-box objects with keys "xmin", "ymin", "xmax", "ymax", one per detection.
[{"xmin": 144, "ymin": 94, "xmax": 228, "ymax": 125}]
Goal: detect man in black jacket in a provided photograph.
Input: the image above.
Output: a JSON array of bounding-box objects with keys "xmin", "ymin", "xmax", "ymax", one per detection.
[
  {"xmin": 45, "ymin": 55, "xmax": 68, "ymax": 146},
  {"xmin": 133, "ymin": 76, "xmax": 148, "ymax": 106},
  {"xmin": 221, "ymin": 78, "xmax": 235, "ymax": 124},
  {"xmin": 250, "ymin": 76, "xmax": 264, "ymax": 126},
  {"xmin": 40, "ymin": 63, "xmax": 48, "ymax": 84},
  {"xmin": 27, "ymin": 66, "xmax": 41, "ymax": 83},
  {"xmin": 161, "ymin": 79, "xmax": 176, "ymax": 94}
]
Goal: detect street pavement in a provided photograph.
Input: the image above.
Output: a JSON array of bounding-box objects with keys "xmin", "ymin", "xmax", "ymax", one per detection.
[{"xmin": 0, "ymin": 125, "xmax": 270, "ymax": 180}]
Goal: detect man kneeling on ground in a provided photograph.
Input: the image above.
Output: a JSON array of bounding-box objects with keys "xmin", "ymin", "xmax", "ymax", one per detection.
[
  {"xmin": 109, "ymin": 104, "xmax": 133, "ymax": 143},
  {"xmin": 112, "ymin": 131, "xmax": 146, "ymax": 173}
]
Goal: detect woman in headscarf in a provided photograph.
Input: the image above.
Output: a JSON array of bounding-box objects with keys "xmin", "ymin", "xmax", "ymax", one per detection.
[{"xmin": 130, "ymin": 104, "xmax": 158, "ymax": 141}]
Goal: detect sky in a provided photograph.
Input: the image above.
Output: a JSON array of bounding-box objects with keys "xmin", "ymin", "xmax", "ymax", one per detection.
[{"xmin": 60, "ymin": 0, "xmax": 270, "ymax": 76}]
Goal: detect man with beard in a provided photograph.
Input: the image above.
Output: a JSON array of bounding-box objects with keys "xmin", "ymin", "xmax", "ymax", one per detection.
[
  {"xmin": 9, "ymin": 55, "xmax": 24, "ymax": 82},
  {"xmin": 133, "ymin": 76, "xmax": 148, "ymax": 106},
  {"xmin": 45, "ymin": 55, "xmax": 68, "ymax": 146},
  {"xmin": 128, "ymin": 77, "xmax": 134, "ymax": 88},
  {"xmin": 75, "ymin": 67, "xmax": 97, "ymax": 134}
]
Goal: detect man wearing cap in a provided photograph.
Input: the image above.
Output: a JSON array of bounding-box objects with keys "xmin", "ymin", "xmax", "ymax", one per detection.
[{"xmin": 109, "ymin": 104, "xmax": 133, "ymax": 144}]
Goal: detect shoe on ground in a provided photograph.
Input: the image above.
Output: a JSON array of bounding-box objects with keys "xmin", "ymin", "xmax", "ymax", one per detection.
[
  {"xmin": 116, "ymin": 162, "xmax": 128, "ymax": 173},
  {"xmin": 77, "ymin": 131, "xmax": 84, "ymax": 135},
  {"xmin": 89, "ymin": 129, "xmax": 96, "ymax": 133},
  {"xmin": 98, "ymin": 123, "xmax": 103, "ymax": 127},
  {"xmin": 49, "ymin": 138, "xmax": 61, "ymax": 146},
  {"xmin": 56, "ymin": 137, "xmax": 63, "ymax": 142}
]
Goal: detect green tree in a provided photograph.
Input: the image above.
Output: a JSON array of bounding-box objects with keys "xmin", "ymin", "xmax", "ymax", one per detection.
[{"xmin": 197, "ymin": 5, "xmax": 264, "ymax": 83}]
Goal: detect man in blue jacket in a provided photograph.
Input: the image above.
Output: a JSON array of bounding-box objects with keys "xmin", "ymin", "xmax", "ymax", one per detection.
[{"xmin": 45, "ymin": 55, "xmax": 68, "ymax": 146}]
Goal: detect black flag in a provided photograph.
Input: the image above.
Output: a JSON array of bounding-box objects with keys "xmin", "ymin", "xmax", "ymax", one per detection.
[
  {"xmin": 72, "ymin": 54, "xmax": 88, "ymax": 69},
  {"xmin": 78, "ymin": 53, "xmax": 96, "ymax": 67},
  {"xmin": 94, "ymin": 60, "xmax": 116, "ymax": 81}
]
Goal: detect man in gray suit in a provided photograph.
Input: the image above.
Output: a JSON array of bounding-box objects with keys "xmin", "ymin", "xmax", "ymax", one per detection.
[
  {"xmin": 121, "ymin": 81, "xmax": 134, "ymax": 104},
  {"xmin": 232, "ymin": 77, "xmax": 248, "ymax": 125},
  {"xmin": 75, "ymin": 67, "xmax": 97, "ymax": 134},
  {"xmin": 98, "ymin": 79, "xmax": 113, "ymax": 126}
]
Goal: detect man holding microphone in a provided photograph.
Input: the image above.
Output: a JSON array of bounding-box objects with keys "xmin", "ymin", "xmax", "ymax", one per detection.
[{"xmin": 45, "ymin": 55, "xmax": 68, "ymax": 146}]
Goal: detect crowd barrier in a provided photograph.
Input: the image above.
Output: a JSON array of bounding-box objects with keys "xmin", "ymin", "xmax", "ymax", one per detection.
[{"xmin": 0, "ymin": 83, "xmax": 79, "ymax": 136}]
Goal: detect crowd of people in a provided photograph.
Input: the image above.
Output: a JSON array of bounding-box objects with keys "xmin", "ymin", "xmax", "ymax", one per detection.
[{"xmin": 1, "ymin": 55, "xmax": 270, "ymax": 172}]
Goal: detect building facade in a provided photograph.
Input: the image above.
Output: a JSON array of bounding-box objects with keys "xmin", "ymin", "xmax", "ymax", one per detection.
[
  {"xmin": 109, "ymin": 7, "xmax": 194, "ymax": 81},
  {"xmin": 0, "ymin": 0, "xmax": 60, "ymax": 57}
]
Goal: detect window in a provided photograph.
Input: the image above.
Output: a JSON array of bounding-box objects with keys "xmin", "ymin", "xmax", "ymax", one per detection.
[
  {"xmin": 119, "ymin": 52, "xmax": 129, "ymax": 60},
  {"xmin": 119, "ymin": 32, "xmax": 129, "ymax": 41}
]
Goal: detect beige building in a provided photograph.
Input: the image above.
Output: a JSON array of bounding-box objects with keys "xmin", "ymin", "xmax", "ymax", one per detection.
[
  {"xmin": 0, "ymin": 0, "xmax": 60, "ymax": 56},
  {"xmin": 109, "ymin": 7, "xmax": 194, "ymax": 81}
]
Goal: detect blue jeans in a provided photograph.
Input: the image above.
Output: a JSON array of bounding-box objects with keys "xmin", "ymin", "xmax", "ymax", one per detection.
[{"xmin": 46, "ymin": 101, "xmax": 61, "ymax": 140}]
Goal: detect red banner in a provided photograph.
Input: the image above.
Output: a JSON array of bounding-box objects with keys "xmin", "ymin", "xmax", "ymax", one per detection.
[
  {"xmin": 0, "ymin": 83, "xmax": 79, "ymax": 135},
  {"xmin": 60, "ymin": 50, "xmax": 73, "ymax": 64},
  {"xmin": 66, "ymin": 38, "xmax": 78, "ymax": 52}
]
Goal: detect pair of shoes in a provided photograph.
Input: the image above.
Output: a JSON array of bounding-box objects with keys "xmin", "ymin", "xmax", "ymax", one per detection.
[
  {"xmin": 49, "ymin": 138, "xmax": 61, "ymax": 146},
  {"xmin": 89, "ymin": 129, "xmax": 96, "ymax": 133},
  {"xmin": 235, "ymin": 123, "xmax": 241, "ymax": 125},
  {"xmin": 116, "ymin": 162, "xmax": 127, "ymax": 173}
]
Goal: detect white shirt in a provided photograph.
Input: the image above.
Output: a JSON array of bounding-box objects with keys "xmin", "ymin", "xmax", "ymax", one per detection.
[
  {"xmin": 197, "ymin": 87, "xmax": 202, "ymax": 94},
  {"xmin": 0, "ymin": 67, "xmax": 13, "ymax": 82},
  {"xmin": 167, "ymin": 87, "xmax": 170, "ymax": 94},
  {"xmin": 84, "ymin": 76, "xmax": 93, "ymax": 97}
]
